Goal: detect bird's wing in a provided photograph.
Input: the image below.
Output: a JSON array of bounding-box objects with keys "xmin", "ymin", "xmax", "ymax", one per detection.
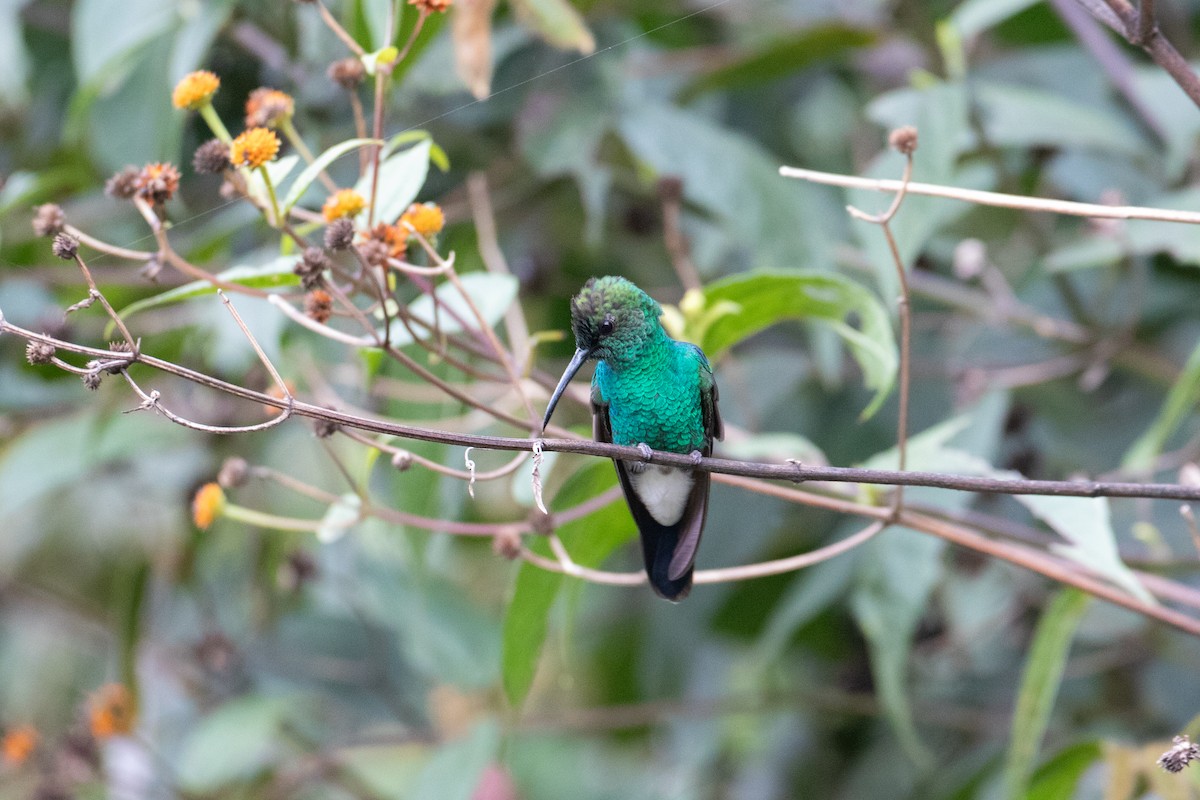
[{"xmin": 664, "ymin": 347, "xmax": 720, "ymax": 582}]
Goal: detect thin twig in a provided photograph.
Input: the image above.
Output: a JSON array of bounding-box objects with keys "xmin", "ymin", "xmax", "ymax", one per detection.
[
  {"xmin": 313, "ymin": 0, "xmax": 365, "ymax": 56},
  {"xmin": 72, "ymin": 252, "xmax": 139, "ymax": 353},
  {"xmin": 10, "ymin": 314, "xmax": 1200, "ymax": 501},
  {"xmin": 846, "ymin": 138, "xmax": 915, "ymax": 513},
  {"xmin": 218, "ymin": 290, "xmax": 292, "ymax": 403},
  {"xmin": 780, "ymin": 166, "xmax": 1200, "ymax": 223}
]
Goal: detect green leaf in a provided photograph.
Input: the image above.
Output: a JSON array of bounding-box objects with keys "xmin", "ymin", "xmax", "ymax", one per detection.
[
  {"xmin": 355, "ymin": 139, "xmax": 431, "ymax": 223},
  {"xmin": 619, "ymin": 103, "xmax": 836, "ymax": 273},
  {"xmin": 947, "ymin": 0, "xmax": 1043, "ymax": 40},
  {"xmin": 510, "ymin": 0, "xmax": 595, "ymax": 53},
  {"xmin": 245, "ymin": 154, "xmax": 300, "ymax": 208},
  {"xmin": 1027, "ymin": 740, "xmax": 1103, "ymax": 800},
  {"xmin": 971, "ymin": 82, "xmax": 1145, "ymax": 155},
  {"xmin": 681, "ymin": 25, "xmax": 875, "ymax": 100},
  {"xmin": 111, "ymin": 256, "xmax": 299, "ymax": 327},
  {"xmin": 1003, "ymin": 589, "xmax": 1091, "ymax": 800},
  {"xmin": 1123, "ymin": 336, "xmax": 1200, "ymax": 472},
  {"xmin": 502, "ymin": 463, "xmax": 632, "ymax": 707},
  {"xmin": 384, "ymin": 273, "xmax": 518, "ymax": 345},
  {"xmin": 1015, "ymin": 494, "xmax": 1154, "ymax": 605},
  {"xmin": 177, "ymin": 695, "xmax": 307, "ymax": 791},
  {"xmin": 281, "ymin": 137, "xmax": 381, "ymax": 212},
  {"xmin": 700, "ymin": 272, "xmax": 898, "ymax": 419},
  {"xmin": 410, "ymin": 720, "xmax": 500, "ymax": 800}
]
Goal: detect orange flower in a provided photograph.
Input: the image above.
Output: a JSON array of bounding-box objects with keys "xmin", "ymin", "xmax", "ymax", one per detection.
[
  {"xmin": 134, "ymin": 163, "xmax": 181, "ymax": 204},
  {"xmin": 230, "ymin": 128, "xmax": 281, "ymax": 169},
  {"xmin": 172, "ymin": 70, "xmax": 220, "ymax": 110},
  {"xmin": 1, "ymin": 725, "xmax": 37, "ymax": 766},
  {"xmin": 88, "ymin": 684, "xmax": 136, "ymax": 739},
  {"xmin": 409, "ymin": 0, "xmax": 452, "ymax": 12},
  {"xmin": 244, "ymin": 87, "xmax": 295, "ymax": 128},
  {"xmin": 321, "ymin": 189, "xmax": 366, "ymax": 222},
  {"xmin": 192, "ymin": 483, "xmax": 226, "ymax": 530},
  {"xmin": 364, "ymin": 223, "xmax": 407, "ymax": 260},
  {"xmin": 398, "ymin": 202, "xmax": 445, "ymax": 238}
]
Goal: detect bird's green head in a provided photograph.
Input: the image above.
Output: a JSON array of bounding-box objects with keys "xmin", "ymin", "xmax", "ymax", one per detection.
[
  {"xmin": 541, "ymin": 276, "xmax": 663, "ymax": 432},
  {"xmin": 569, "ymin": 276, "xmax": 662, "ymax": 363}
]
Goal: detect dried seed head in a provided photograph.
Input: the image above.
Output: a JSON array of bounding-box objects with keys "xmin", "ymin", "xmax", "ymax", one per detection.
[
  {"xmin": 357, "ymin": 238, "xmax": 389, "ymax": 268},
  {"xmin": 52, "ymin": 232, "xmax": 79, "ymax": 260},
  {"xmin": 364, "ymin": 221, "xmax": 406, "ymax": 259},
  {"xmin": 193, "ymin": 138, "xmax": 232, "ymax": 174},
  {"xmin": 26, "ymin": 340, "xmax": 55, "ymax": 365},
  {"xmin": 305, "ymin": 289, "xmax": 333, "ymax": 323},
  {"xmin": 82, "ymin": 363, "xmax": 102, "ymax": 391},
  {"xmin": 325, "ymin": 217, "xmax": 355, "ymax": 251},
  {"xmin": 294, "ymin": 247, "xmax": 329, "ymax": 290},
  {"xmin": 217, "ymin": 456, "xmax": 250, "ymax": 488},
  {"xmin": 327, "ymin": 57, "xmax": 365, "ymax": 89},
  {"xmin": 32, "ymin": 204, "xmax": 65, "ymax": 237},
  {"xmin": 105, "ymin": 166, "xmax": 141, "ymax": 199},
  {"xmin": 1158, "ymin": 735, "xmax": 1200, "ymax": 773},
  {"xmin": 888, "ymin": 125, "xmax": 919, "ymax": 155},
  {"xmin": 135, "ymin": 162, "xmax": 182, "ymax": 204}
]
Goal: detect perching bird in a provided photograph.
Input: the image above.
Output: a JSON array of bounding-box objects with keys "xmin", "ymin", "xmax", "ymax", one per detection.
[{"xmin": 542, "ymin": 276, "xmax": 722, "ymax": 601}]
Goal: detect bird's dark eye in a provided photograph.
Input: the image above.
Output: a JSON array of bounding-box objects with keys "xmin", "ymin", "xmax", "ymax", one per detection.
[{"xmin": 598, "ymin": 315, "xmax": 615, "ymax": 336}]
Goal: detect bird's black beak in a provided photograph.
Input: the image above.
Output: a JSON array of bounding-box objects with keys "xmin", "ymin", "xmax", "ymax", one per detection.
[{"xmin": 542, "ymin": 346, "xmax": 591, "ymax": 432}]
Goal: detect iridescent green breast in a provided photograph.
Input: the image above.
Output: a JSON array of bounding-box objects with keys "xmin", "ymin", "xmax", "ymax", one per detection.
[{"xmin": 594, "ymin": 341, "xmax": 707, "ymax": 453}]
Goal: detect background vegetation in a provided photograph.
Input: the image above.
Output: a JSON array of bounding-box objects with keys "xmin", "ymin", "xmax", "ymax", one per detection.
[{"xmin": 2, "ymin": 0, "xmax": 1200, "ymax": 798}]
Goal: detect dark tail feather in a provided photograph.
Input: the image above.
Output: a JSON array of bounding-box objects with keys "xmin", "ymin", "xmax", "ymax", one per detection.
[{"xmin": 642, "ymin": 526, "xmax": 693, "ymax": 601}]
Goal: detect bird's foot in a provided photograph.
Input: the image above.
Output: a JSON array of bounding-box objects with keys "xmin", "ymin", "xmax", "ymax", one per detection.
[
  {"xmin": 688, "ymin": 450, "xmax": 703, "ymax": 467},
  {"xmin": 629, "ymin": 442, "xmax": 654, "ymax": 474}
]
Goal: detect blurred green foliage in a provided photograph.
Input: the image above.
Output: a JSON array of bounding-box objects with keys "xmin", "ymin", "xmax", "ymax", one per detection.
[{"xmin": 2, "ymin": 0, "xmax": 1200, "ymax": 798}]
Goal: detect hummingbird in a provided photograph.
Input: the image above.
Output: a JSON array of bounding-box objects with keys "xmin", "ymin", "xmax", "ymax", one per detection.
[{"xmin": 542, "ymin": 276, "xmax": 722, "ymax": 601}]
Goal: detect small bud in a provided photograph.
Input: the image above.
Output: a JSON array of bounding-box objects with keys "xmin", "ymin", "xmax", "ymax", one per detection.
[
  {"xmin": 327, "ymin": 57, "xmax": 365, "ymax": 89},
  {"xmin": 325, "ymin": 217, "xmax": 355, "ymax": 251},
  {"xmin": 105, "ymin": 167, "xmax": 140, "ymax": 199},
  {"xmin": 492, "ymin": 529, "xmax": 522, "ymax": 560},
  {"xmin": 391, "ymin": 451, "xmax": 413, "ymax": 471},
  {"xmin": 193, "ymin": 139, "xmax": 233, "ymax": 174},
  {"xmin": 87, "ymin": 684, "xmax": 136, "ymax": 739},
  {"xmin": 657, "ymin": 175, "xmax": 684, "ymax": 203},
  {"xmin": 26, "ymin": 340, "xmax": 55, "ymax": 365},
  {"xmin": 277, "ymin": 549, "xmax": 318, "ymax": 592},
  {"xmin": 217, "ymin": 456, "xmax": 250, "ymax": 488},
  {"xmin": 313, "ymin": 418, "xmax": 339, "ymax": 438},
  {"xmin": 52, "ymin": 232, "xmax": 79, "ymax": 260},
  {"xmin": 140, "ymin": 255, "xmax": 163, "ymax": 282},
  {"xmin": 191, "ymin": 483, "xmax": 226, "ymax": 530},
  {"xmin": 1, "ymin": 724, "xmax": 38, "ymax": 766},
  {"xmin": 305, "ymin": 289, "xmax": 333, "ymax": 323},
  {"xmin": 888, "ymin": 125, "xmax": 919, "ymax": 155},
  {"xmin": 32, "ymin": 204, "xmax": 65, "ymax": 237}
]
